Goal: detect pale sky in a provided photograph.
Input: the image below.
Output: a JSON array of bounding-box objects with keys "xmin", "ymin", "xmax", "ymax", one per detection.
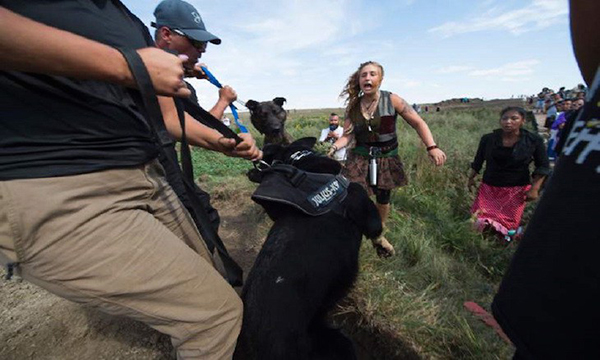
[{"xmin": 123, "ymin": 0, "xmax": 583, "ymax": 110}]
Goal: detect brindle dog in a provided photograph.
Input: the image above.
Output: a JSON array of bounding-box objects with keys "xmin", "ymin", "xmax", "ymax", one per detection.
[{"xmin": 246, "ymin": 97, "xmax": 293, "ymax": 145}]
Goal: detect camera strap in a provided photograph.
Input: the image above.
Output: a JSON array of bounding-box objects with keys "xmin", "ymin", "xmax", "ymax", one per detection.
[{"xmin": 117, "ymin": 47, "xmax": 243, "ymax": 287}]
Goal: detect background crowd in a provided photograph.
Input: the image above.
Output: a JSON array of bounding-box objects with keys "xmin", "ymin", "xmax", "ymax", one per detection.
[{"xmin": 528, "ymin": 85, "xmax": 586, "ymax": 161}]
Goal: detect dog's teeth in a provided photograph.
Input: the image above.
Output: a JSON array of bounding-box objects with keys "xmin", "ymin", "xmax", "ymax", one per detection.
[{"xmin": 275, "ymin": 276, "xmax": 285, "ymax": 284}]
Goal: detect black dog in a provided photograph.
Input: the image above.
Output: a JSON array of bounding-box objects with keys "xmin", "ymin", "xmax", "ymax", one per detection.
[
  {"xmin": 235, "ymin": 138, "xmax": 383, "ymax": 360},
  {"xmin": 246, "ymin": 97, "xmax": 293, "ymax": 145}
]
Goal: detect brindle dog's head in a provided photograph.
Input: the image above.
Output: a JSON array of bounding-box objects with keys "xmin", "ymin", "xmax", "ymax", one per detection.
[{"xmin": 246, "ymin": 97, "xmax": 292, "ymax": 145}]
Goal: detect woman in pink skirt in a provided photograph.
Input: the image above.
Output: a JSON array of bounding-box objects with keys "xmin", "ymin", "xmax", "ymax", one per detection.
[{"xmin": 468, "ymin": 106, "xmax": 550, "ymax": 241}]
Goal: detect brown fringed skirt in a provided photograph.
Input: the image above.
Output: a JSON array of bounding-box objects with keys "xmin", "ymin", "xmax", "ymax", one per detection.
[{"xmin": 342, "ymin": 150, "xmax": 408, "ymax": 195}]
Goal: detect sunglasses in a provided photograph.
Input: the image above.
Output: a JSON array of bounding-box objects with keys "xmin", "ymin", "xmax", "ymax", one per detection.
[{"xmin": 170, "ymin": 28, "xmax": 207, "ymax": 50}]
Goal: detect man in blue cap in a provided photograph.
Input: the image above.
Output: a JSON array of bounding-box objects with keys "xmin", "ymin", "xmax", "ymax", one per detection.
[
  {"xmin": 150, "ymin": 0, "xmax": 259, "ymax": 248},
  {"xmin": 152, "ymin": 0, "xmax": 221, "ymax": 73},
  {"xmin": 152, "ymin": 0, "xmax": 240, "ymax": 233}
]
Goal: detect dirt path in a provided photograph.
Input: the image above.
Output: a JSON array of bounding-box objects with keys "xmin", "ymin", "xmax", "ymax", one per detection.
[
  {"xmin": 0, "ymin": 196, "xmax": 265, "ymax": 360},
  {"xmin": 0, "ymin": 189, "xmax": 383, "ymax": 359},
  {"xmin": 534, "ymin": 113, "xmax": 548, "ymax": 135}
]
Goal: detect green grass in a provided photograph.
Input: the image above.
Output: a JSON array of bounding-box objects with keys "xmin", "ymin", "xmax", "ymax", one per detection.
[{"xmin": 191, "ymin": 104, "xmax": 525, "ymax": 359}]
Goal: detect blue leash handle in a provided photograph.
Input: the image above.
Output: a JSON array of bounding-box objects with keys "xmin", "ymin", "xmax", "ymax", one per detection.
[{"xmin": 200, "ymin": 66, "xmax": 248, "ymax": 133}]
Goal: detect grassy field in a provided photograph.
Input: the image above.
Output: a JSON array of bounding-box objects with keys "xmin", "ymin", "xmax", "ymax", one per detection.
[{"xmin": 191, "ymin": 101, "xmax": 534, "ymax": 359}]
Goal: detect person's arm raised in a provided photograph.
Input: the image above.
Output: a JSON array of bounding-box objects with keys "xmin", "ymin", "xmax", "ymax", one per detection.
[
  {"xmin": 209, "ymin": 86, "xmax": 237, "ymax": 119},
  {"xmin": 0, "ymin": 7, "xmax": 190, "ymax": 97},
  {"xmin": 392, "ymin": 93, "xmax": 447, "ymax": 166}
]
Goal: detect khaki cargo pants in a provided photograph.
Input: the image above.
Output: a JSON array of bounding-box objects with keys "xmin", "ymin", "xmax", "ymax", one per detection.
[{"xmin": 0, "ymin": 160, "xmax": 242, "ymax": 359}]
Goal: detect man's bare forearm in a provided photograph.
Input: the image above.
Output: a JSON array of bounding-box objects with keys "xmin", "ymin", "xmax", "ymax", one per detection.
[
  {"xmin": 209, "ymin": 98, "xmax": 230, "ymax": 120},
  {"xmin": 0, "ymin": 7, "xmax": 130, "ymax": 85},
  {"xmin": 0, "ymin": 7, "xmax": 190, "ymax": 97},
  {"xmin": 158, "ymin": 96, "xmax": 226, "ymax": 150}
]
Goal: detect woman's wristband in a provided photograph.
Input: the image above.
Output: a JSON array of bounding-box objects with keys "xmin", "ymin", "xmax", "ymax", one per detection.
[
  {"xmin": 426, "ymin": 145, "xmax": 438, "ymax": 152},
  {"xmin": 331, "ymin": 144, "xmax": 338, "ymax": 152}
]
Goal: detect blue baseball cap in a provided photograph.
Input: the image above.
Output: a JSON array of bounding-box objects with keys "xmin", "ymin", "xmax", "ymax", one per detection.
[{"xmin": 152, "ymin": 0, "xmax": 221, "ymax": 45}]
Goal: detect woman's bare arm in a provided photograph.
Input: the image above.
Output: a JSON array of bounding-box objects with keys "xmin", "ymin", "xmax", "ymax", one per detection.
[
  {"xmin": 391, "ymin": 94, "xmax": 447, "ymax": 166},
  {"xmin": 329, "ymin": 118, "xmax": 354, "ymax": 156}
]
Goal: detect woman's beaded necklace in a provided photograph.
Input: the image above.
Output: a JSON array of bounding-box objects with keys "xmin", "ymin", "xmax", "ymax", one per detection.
[{"xmin": 360, "ymin": 93, "xmax": 379, "ymax": 132}]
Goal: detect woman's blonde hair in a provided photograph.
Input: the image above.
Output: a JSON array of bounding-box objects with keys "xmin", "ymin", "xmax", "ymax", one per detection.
[{"xmin": 339, "ymin": 61, "xmax": 385, "ymax": 111}]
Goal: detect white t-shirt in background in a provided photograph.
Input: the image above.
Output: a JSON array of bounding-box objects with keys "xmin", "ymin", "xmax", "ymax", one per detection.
[{"xmin": 319, "ymin": 126, "xmax": 346, "ymax": 161}]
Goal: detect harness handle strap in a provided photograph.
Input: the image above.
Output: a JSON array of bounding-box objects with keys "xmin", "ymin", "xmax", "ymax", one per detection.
[
  {"xmin": 117, "ymin": 47, "xmax": 243, "ymax": 286},
  {"xmin": 263, "ymin": 164, "xmax": 307, "ymax": 187},
  {"xmin": 175, "ymin": 100, "xmax": 194, "ymax": 181},
  {"xmin": 180, "ymin": 97, "xmax": 243, "ymax": 145}
]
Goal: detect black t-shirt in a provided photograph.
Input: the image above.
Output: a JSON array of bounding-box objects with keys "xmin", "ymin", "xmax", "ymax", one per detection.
[
  {"xmin": 471, "ymin": 129, "xmax": 551, "ymax": 187},
  {"xmin": 0, "ymin": 0, "xmax": 158, "ymax": 180},
  {"xmin": 492, "ymin": 67, "xmax": 600, "ymax": 359}
]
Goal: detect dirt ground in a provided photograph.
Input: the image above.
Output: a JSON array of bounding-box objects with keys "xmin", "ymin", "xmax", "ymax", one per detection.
[
  {"xmin": 0, "ymin": 192, "xmax": 379, "ymax": 359},
  {"xmin": 2, "ymin": 101, "xmax": 536, "ymax": 359},
  {"xmin": 0, "ymin": 196, "xmax": 266, "ymax": 360}
]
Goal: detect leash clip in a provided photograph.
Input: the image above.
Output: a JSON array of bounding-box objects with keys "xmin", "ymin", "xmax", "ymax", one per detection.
[{"xmin": 253, "ymin": 160, "xmax": 271, "ymax": 172}]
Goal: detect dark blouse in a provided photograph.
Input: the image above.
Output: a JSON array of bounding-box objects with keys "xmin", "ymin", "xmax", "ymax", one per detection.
[
  {"xmin": 471, "ymin": 129, "xmax": 550, "ymax": 186},
  {"xmin": 349, "ymin": 90, "xmax": 398, "ymax": 148}
]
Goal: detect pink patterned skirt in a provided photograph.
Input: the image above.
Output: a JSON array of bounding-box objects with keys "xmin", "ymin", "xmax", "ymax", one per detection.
[{"xmin": 471, "ymin": 183, "xmax": 531, "ymax": 236}]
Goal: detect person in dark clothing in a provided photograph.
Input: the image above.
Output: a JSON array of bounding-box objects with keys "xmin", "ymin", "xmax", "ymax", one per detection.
[
  {"xmin": 468, "ymin": 107, "xmax": 550, "ymax": 240},
  {"xmin": 492, "ymin": 1, "xmax": 600, "ymax": 358},
  {"xmin": 0, "ymin": 2, "xmax": 259, "ymax": 358},
  {"xmin": 151, "ymin": 0, "xmax": 244, "ymax": 232}
]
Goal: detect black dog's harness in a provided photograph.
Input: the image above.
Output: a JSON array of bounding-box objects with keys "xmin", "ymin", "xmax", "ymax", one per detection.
[{"xmin": 251, "ymin": 158, "xmax": 350, "ymax": 217}]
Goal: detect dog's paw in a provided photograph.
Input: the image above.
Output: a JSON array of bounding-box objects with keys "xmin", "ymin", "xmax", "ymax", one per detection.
[{"xmin": 372, "ymin": 236, "xmax": 395, "ymax": 258}]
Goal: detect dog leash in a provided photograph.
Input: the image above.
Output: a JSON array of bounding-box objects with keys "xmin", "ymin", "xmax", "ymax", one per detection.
[
  {"xmin": 199, "ymin": 66, "xmax": 247, "ymax": 107},
  {"xmin": 200, "ymin": 66, "xmax": 249, "ymax": 134}
]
